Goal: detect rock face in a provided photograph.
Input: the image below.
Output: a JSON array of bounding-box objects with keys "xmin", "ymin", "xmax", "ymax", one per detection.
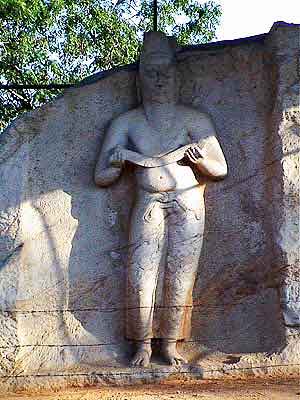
[{"xmin": 0, "ymin": 22, "xmax": 299, "ymax": 390}]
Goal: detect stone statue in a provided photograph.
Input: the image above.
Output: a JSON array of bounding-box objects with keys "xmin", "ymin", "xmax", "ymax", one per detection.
[{"xmin": 94, "ymin": 31, "xmax": 228, "ymax": 367}]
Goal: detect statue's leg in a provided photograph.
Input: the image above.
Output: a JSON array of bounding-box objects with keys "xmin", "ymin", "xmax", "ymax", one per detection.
[
  {"xmin": 126, "ymin": 199, "xmax": 166, "ymax": 366},
  {"xmin": 161, "ymin": 206, "xmax": 204, "ymax": 365}
]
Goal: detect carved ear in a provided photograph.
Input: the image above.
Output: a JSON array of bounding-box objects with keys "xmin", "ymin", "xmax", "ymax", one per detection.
[
  {"xmin": 168, "ymin": 35, "xmax": 181, "ymax": 101},
  {"xmin": 135, "ymin": 73, "xmax": 142, "ymax": 104},
  {"xmin": 174, "ymin": 68, "xmax": 181, "ymax": 102}
]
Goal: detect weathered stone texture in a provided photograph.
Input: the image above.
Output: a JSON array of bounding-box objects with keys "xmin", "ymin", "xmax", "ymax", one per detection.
[
  {"xmin": 266, "ymin": 24, "xmax": 300, "ymax": 334},
  {"xmin": 0, "ymin": 22, "xmax": 299, "ymax": 390}
]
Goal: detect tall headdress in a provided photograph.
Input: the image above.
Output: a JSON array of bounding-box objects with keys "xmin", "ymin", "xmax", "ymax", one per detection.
[{"xmin": 140, "ymin": 31, "xmax": 176, "ymax": 66}]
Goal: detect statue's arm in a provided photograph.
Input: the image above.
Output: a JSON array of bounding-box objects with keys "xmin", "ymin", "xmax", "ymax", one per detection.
[
  {"xmin": 187, "ymin": 111, "xmax": 228, "ymax": 180},
  {"xmin": 94, "ymin": 116, "xmax": 128, "ymax": 187}
]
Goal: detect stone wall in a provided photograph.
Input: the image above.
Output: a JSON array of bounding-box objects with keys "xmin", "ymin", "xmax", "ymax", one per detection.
[{"xmin": 0, "ymin": 22, "xmax": 299, "ymax": 391}]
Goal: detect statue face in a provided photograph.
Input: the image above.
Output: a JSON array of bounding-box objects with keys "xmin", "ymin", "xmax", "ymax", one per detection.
[{"xmin": 139, "ymin": 59, "xmax": 177, "ymax": 103}]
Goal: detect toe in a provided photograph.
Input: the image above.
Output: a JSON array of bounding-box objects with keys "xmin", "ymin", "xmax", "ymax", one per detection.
[
  {"xmin": 141, "ymin": 358, "xmax": 149, "ymax": 367},
  {"xmin": 131, "ymin": 351, "xmax": 151, "ymax": 367},
  {"xmin": 175, "ymin": 358, "xmax": 181, "ymax": 366},
  {"xmin": 135, "ymin": 358, "xmax": 143, "ymax": 367},
  {"xmin": 130, "ymin": 356, "xmax": 139, "ymax": 367},
  {"xmin": 137, "ymin": 358, "xmax": 143, "ymax": 367},
  {"xmin": 169, "ymin": 356, "xmax": 186, "ymax": 366}
]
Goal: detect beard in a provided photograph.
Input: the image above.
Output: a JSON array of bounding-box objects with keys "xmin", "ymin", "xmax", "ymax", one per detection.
[{"xmin": 141, "ymin": 85, "xmax": 177, "ymax": 104}]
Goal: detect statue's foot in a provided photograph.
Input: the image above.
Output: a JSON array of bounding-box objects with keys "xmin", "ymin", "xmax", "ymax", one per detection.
[
  {"xmin": 161, "ymin": 339, "xmax": 187, "ymax": 366},
  {"xmin": 130, "ymin": 341, "xmax": 152, "ymax": 367}
]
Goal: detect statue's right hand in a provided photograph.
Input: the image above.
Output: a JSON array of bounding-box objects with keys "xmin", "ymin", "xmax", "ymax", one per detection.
[{"xmin": 109, "ymin": 146, "xmax": 125, "ymax": 168}]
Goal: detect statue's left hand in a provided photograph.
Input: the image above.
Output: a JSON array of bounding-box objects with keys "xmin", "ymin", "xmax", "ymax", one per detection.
[{"xmin": 185, "ymin": 144, "xmax": 204, "ymax": 164}]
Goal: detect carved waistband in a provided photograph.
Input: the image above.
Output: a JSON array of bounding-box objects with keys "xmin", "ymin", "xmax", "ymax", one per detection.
[{"xmin": 136, "ymin": 190, "xmax": 203, "ymax": 222}]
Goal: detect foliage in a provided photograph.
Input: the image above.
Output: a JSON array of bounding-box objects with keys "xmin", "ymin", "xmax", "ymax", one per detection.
[{"xmin": 0, "ymin": 0, "xmax": 221, "ymax": 131}]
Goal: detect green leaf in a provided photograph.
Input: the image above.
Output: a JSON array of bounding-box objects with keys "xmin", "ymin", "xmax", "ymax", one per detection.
[{"xmin": 0, "ymin": 0, "xmax": 221, "ymax": 131}]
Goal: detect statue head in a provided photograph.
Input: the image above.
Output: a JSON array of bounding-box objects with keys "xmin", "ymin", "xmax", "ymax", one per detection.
[{"xmin": 138, "ymin": 31, "xmax": 178, "ymax": 104}]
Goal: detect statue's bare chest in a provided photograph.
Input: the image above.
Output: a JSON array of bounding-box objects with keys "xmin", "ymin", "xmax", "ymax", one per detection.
[{"xmin": 128, "ymin": 117, "xmax": 189, "ymax": 157}]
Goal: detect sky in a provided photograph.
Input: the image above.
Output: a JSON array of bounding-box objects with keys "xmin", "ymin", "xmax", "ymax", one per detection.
[{"xmin": 215, "ymin": 0, "xmax": 300, "ymax": 41}]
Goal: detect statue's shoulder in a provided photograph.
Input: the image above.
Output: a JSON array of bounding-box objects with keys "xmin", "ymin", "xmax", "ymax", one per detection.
[
  {"xmin": 177, "ymin": 104, "xmax": 210, "ymax": 120},
  {"xmin": 113, "ymin": 107, "xmax": 143, "ymax": 121},
  {"xmin": 108, "ymin": 107, "xmax": 142, "ymax": 132},
  {"xmin": 110, "ymin": 107, "xmax": 143, "ymax": 127}
]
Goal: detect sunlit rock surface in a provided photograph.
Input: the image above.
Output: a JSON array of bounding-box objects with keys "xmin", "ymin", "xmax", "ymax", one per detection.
[{"xmin": 0, "ymin": 22, "xmax": 299, "ymax": 391}]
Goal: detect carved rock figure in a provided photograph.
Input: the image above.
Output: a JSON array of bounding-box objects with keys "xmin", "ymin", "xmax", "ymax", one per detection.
[{"xmin": 95, "ymin": 31, "xmax": 227, "ymax": 367}]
